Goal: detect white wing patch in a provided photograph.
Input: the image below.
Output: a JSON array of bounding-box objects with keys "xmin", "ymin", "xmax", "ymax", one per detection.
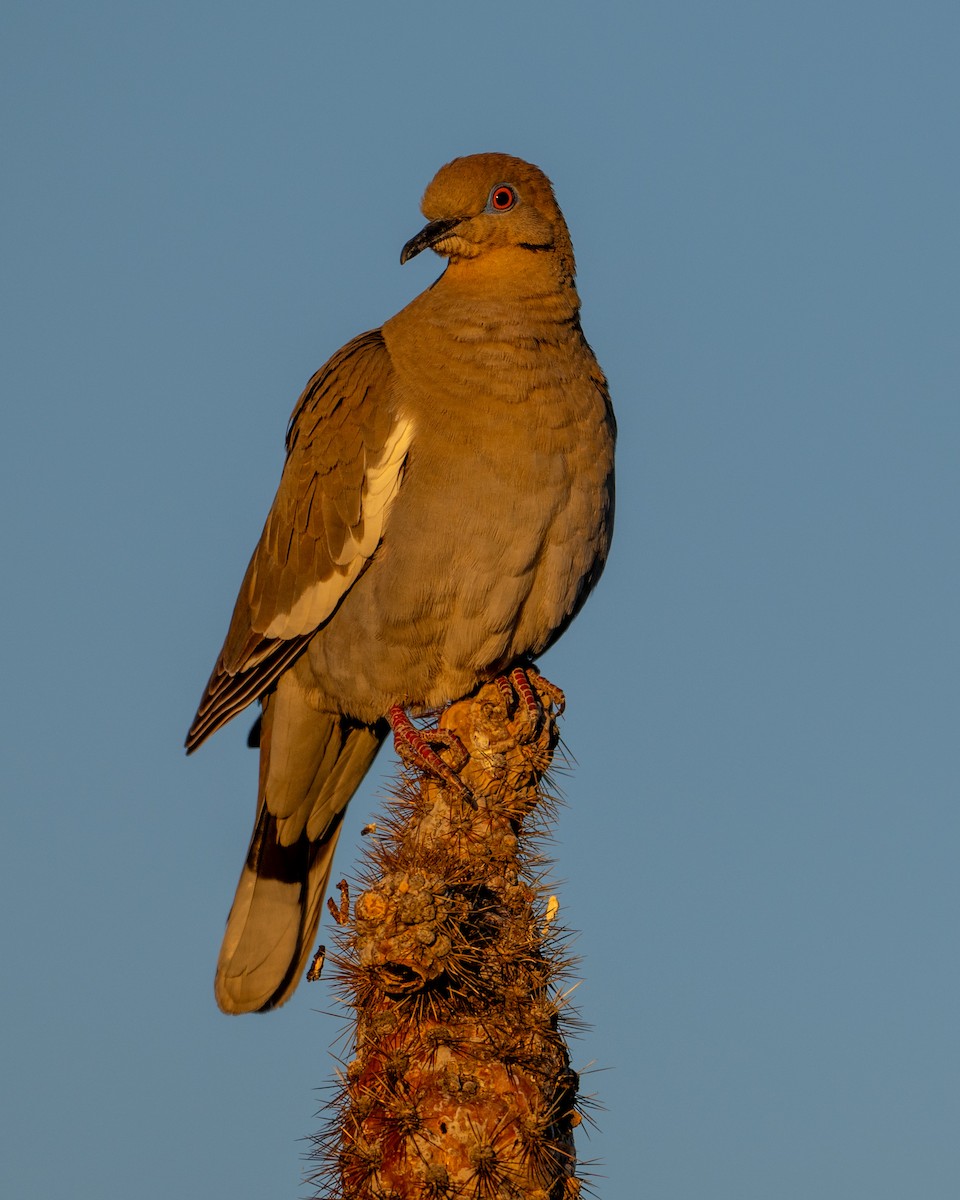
[
  {"xmin": 262, "ymin": 416, "xmax": 414, "ymax": 639},
  {"xmin": 331, "ymin": 416, "xmax": 413, "ymax": 566}
]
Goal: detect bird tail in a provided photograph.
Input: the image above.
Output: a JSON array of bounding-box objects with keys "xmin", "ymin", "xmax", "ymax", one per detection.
[{"xmin": 214, "ymin": 677, "xmax": 386, "ymax": 1014}]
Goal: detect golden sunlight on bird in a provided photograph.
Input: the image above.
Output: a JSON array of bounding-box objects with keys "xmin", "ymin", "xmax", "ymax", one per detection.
[{"xmin": 186, "ymin": 153, "xmax": 616, "ymax": 1015}]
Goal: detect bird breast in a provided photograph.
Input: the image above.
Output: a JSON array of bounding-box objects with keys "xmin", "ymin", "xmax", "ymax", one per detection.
[{"xmin": 297, "ymin": 285, "xmax": 613, "ymax": 720}]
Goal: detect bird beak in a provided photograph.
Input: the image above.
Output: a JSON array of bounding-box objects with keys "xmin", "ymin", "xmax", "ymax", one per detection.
[{"xmin": 400, "ymin": 216, "xmax": 462, "ymax": 264}]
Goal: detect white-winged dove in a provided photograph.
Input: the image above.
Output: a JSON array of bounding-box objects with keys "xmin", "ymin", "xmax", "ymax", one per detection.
[{"xmin": 187, "ymin": 153, "xmax": 616, "ymax": 1013}]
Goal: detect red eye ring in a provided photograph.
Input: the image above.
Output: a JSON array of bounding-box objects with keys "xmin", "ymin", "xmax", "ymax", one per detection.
[{"xmin": 489, "ymin": 184, "xmax": 517, "ymax": 212}]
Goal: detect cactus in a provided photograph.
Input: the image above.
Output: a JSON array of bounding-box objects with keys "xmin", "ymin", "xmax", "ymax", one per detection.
[{"xmin": 309, "ymin": 672, "xmax": 591, "ymax": 1199}]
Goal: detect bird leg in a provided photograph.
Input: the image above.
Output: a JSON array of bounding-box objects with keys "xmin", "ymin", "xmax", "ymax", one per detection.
[
  {"xmin": 388, "ymin": 705, "xmax": 473, "ymax": 801},
  {"xmin": 495, "ymin": 666, "xmax": 566, "ymax": 741},
  {"xmin": 532, "ymin": 670, "xmax": 566, "ymax": 715}
]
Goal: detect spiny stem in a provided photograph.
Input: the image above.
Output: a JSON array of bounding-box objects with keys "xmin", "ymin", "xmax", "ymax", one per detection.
[{"xmin": 309, "ymin": 674, "xmax": 590, "ymax": 1199}]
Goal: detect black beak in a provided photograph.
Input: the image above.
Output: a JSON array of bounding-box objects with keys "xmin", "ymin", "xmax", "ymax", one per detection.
[{"xmin": 400, "ymin": 216, "xmax": 462, "ymax": 264}]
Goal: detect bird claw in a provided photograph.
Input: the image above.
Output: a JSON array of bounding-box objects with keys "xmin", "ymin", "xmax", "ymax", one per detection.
[
  {"xmin": 533, "ymin": 673, "xmax": 566, "ymax": 716},
  {"xmin": 388, "ymin": 705, "xmax": 474, "ymax": 803},
  {"xmin": 495, "ymin": 666, "xmax": 566, "ymax": 741}
]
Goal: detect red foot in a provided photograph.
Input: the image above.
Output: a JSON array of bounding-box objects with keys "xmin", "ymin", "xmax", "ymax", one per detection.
[
  {"xmin": 496, "ymin": 667, "xmax": 566, "ymax": 731},
  {"xmin": 532, "ymin": 671, "xmax": 566, "ymax": 716},
  {"xmin": 509, "ymin": 666, "xmax": 541, "ymax": 722},
  {"xmin": 388, "ymin": 705, "xmax": 473, "ymax": 800}
]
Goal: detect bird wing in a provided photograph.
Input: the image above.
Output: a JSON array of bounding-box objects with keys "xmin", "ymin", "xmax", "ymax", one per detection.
[{"xmin": 185, "ymin": 328, "xmax": 412, "ymax": 751}]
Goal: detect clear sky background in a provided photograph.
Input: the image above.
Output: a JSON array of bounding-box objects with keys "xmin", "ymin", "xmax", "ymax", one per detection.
[{"xmin": 2, "ymin": 2, "xmax": 958, "ymax": 1197}]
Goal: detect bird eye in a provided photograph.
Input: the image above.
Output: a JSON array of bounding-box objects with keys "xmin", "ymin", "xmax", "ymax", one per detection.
[{"xmin": 489, "ymin": 184, "xmax": 517, "ymax": 212}]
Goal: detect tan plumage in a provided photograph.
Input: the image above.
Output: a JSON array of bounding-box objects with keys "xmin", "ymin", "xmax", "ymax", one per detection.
[{"xmin": 187, "ymin": 153, "xmax": 616, "ymax": 1013}]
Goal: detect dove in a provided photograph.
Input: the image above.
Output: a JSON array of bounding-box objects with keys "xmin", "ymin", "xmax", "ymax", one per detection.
[{"xmin": 186, "ymin": 153, "xmax": 616, "ymax": 1013}]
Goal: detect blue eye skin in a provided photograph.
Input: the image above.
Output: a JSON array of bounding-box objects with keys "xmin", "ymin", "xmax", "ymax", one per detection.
[{"xmin": 488, "ymin": 184, "xmax": 517, "ymax": 212}]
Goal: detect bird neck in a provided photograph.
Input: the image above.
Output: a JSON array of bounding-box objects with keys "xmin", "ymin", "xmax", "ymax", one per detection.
[
  {"xmin": 409, "ymin": 248, "xmax": 581, "ymax": 339},
  {"xmin": 441, "ymin": 242, "xmax": 576, "ymax": 300}
]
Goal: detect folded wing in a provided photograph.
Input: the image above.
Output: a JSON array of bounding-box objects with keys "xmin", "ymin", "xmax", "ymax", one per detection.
[{"xmin": 186, "ymin": 329, "xmax": 412, "ymax": 752}]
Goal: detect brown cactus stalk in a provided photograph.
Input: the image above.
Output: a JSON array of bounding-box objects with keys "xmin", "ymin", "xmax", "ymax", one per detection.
[{"xmin": 309, "ymin": 671, "xmax": 590, "ymax": 1199}]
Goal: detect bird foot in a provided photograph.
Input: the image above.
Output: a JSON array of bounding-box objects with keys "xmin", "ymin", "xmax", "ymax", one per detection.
[
  {"xmin": 388, "ymin": 705, "xmax": 474, "ymax": 802},
  {"xmin": 495, "ymin": 667, "xmax": 566, "ymax": 741}
]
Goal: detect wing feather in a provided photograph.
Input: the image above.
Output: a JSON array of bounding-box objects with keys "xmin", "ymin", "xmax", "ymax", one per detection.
[{"xmin": 185, "ymin": 328, "xmax": 412, "ymax": 753}]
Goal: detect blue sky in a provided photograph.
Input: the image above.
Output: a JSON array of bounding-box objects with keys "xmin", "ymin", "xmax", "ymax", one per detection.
[{"xmin": 3, "ymin": 2, "xmax": 959, "ymax": 1197}]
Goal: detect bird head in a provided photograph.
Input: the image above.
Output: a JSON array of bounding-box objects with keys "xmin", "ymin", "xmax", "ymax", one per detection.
[{"xmin": 400, "ymin": 153, "xmax": 576, "ymax": 284}]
